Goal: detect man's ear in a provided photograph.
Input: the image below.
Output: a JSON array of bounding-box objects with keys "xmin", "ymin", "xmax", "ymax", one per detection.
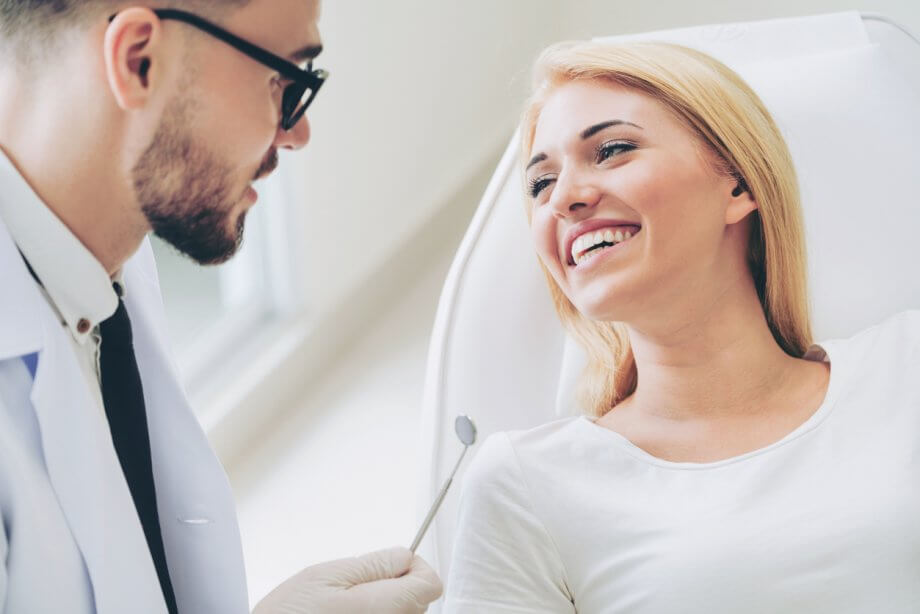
[
  {"xmin": 725, "ymin": 177, "xmax": 757, "ymax": 225},
  {"xmin": 104, "ymin": 8, "xmax": 164, "ymax": 110}
]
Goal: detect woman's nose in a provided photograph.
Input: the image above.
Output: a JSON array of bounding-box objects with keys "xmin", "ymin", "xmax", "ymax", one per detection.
[
  {"xmin": 274, "ymin": 113, "xmax": 311, "ymax": 150},
  {"xmin": 549, "ymin": 171, "xmax": 602, "ymax": 219}
]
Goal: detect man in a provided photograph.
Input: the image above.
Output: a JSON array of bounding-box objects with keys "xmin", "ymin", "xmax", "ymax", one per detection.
[{"xmin": 0, "ymin": 1, "xmax": 442, "ymax": 612}]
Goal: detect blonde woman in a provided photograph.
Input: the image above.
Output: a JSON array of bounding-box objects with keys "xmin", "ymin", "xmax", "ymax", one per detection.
[{"xmin": 443, "ymin": 41, "xmax": 920, "ymax": 613}]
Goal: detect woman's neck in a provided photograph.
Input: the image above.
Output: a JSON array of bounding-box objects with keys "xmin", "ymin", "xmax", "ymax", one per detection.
[{"xmin": 623, "ymin": 275, "xmax": 799, "ymax": 422}]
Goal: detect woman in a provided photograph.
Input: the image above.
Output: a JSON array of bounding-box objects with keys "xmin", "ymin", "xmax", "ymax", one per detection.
[{"xmin": 442, "ymin": 40, "xmax": 920, "ymax": 613}]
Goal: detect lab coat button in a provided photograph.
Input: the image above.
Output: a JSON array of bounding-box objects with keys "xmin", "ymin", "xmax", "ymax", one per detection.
[{"xmin": 77, "ymin": 318, "xmax": 91, "ymax": 334}]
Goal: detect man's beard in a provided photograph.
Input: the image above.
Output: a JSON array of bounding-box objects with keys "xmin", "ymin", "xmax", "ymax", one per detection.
[{"xmin": 132, "ymin": 97, "xmax": 277, "ymax": 265}]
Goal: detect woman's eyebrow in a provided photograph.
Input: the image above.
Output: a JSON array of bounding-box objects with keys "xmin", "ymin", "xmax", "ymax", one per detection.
[
  {"xmin": 526, "ymin": 152, "xmax": 547, "ymax": 171},
  {"xmin": 527, "ymin": 119, "xmax": 644, "ymax": 171},
  {"xmin": 580, "ymin": 119, "xmax": 643, "ymax": 140}
]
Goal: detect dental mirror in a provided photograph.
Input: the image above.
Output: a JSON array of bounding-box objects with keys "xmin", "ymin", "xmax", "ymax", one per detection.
[
  {"xmin": 409, "ymin": 415, "xmax": 478, "ymax": 553},
  {"xmin": 455, "ymin": 415, "xmax": 477, "ymax": 446}
]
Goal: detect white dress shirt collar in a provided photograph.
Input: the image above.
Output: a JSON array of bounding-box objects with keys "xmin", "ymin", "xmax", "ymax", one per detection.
[{"xmin": 0, "ymin": 148, "xmax": 119, "ymax": 344}]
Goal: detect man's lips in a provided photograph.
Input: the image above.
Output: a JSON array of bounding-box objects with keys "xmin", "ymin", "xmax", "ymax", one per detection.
[{"xmin": 563, "ymin": 218, "xmax": 642, "ymax": 266}]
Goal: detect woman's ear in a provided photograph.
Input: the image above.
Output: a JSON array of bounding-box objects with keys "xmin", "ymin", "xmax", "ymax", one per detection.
[
  {"xmin": 103, "ymin": 8, "xmax": 163, "ymax": 110},
  {"xmin": 725, "ymin": 177, "xmax": 757, "ymax": 225}
]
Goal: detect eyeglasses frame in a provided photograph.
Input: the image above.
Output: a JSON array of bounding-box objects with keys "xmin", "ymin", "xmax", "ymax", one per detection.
[{"xmin": 109, "ymin": 8, "xmax": 328, "ymax": 131}]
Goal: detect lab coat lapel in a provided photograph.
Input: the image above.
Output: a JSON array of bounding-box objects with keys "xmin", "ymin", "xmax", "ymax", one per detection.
[
  {"xmin": 28, "ymin": 317, "xmax": 169, "ymax": 614},
  {"xmin": 0, "ymin": 220, "xmax": 168, "ymax": 614},
  {"xmin": 0, "ymin": 216, "xmax": 42, "ymax": 361},
  {"xmin": 123, "ymin": 241, "xmax": 250, "ymax": 614}
]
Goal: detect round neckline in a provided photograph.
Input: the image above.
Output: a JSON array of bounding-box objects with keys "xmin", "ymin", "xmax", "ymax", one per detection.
[{"xmin": 577, "ymin": 340, "xmax": 844, "ymax": 471}]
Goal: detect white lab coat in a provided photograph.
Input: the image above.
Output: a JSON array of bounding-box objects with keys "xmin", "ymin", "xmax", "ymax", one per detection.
[{"xmin": 0, "ymin": 214, "xmax": 249, "ymax": 613}]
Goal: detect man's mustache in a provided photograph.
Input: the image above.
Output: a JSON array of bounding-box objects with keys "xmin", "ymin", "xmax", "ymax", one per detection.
[{"xmin": 253, "ymin": 149, "xmax": 279, "ymax": 181}]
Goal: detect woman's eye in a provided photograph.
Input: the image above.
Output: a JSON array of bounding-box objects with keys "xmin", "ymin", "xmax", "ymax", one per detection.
[
  {"xmin": 528, "ymin": 175, "xmax": 556, "ymax": 198},
  {"xmin": 596, "ymin": 140, "xmax": 636, "ymax": 163}
]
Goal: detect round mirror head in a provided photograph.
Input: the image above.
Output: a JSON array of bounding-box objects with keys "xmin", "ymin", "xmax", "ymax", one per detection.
[{"xmin": 454, "ymin": 415, "xmax": 477, "ymax": 446}]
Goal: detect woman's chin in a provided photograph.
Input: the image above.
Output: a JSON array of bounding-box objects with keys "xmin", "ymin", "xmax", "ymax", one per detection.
[
  {"xmin": 565, "ymin": 267, "xmax": 644, "ymax": 323},
  {"xmin": 572, "ymin": 293, "xmax": 634, "ymax": 324}
]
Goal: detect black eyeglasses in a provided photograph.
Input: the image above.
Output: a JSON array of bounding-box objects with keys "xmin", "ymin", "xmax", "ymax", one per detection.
[{"xmin": 110, "ymin": 8, "xmax": 328, "ymax": 131}]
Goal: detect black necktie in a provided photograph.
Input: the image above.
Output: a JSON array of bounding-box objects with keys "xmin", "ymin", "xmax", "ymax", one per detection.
[{"xmin": 100, "ymin": 283, "xmax": 179, "ymax": 614}]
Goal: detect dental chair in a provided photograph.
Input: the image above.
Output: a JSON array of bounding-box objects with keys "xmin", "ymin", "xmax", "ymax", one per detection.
[{"xmin": 416, "ymin": 12, "xmax": 920, "ymax": 608}]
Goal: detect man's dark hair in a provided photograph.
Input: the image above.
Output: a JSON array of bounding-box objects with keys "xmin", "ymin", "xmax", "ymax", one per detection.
[{"xmin": 0, "ymin": 1, "xmax": 249, "ymax": 58}]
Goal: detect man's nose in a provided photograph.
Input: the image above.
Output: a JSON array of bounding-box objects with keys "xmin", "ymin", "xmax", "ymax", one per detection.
[{"xmin": 274, "ymin": 114, "xmax": 311, "ymax": 150}]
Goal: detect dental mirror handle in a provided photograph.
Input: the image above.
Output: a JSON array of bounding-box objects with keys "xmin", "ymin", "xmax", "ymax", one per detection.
[
  {"xmin": 410, "ymin": 476, "xmax": 452, "ymax": 553},
  {"xmin": 409, "ymin": 445, "xmax": 469, "ymax": 553}
]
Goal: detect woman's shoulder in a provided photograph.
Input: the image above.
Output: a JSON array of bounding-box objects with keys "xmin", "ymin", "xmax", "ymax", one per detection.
[
  {"xmin": 464, "ymin": 417, "xmax": 586, "ymax": 489},
  {"xmin": 456, "ymin": 418, "xmax": 593, "ymax": 554},
  {"xmin": 489, "ymin": 416, "xmax": 587, "ymax": 459}
]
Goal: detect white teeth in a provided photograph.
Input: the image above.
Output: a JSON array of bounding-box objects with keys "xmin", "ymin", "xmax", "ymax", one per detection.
[
  {"xmin": 578, "ymin": 245, "xmax": 605, "ymax": 266},
  {"xmin": 570, "ymin": 226, "xmax": 640, "ymax": 266}
]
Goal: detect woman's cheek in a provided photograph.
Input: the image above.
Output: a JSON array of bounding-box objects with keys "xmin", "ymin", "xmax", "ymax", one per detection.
[{"xmin": 532, "ymin": 218, "xmax": 562, "ymax": 274}]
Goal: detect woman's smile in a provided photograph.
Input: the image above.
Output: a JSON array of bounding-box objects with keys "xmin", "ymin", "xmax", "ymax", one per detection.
[{"xmin": 569, "ymin": 226, "xmax": 641, "ymax": 269}]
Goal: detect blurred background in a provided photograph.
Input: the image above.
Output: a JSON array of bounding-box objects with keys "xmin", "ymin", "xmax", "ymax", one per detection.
[{"xmin": 148, "ymin": 0, "xmax": 919, "ymax": 605}]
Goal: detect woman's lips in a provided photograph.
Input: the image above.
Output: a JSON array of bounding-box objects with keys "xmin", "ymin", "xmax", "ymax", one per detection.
[
  {"xmin": 563, "ymin": 218, "xmax": 641, "ymax": 266},
  {"xmin": 565, "ymin": 223, "xmax": 641, "ymax": 266},
  {"xmin": 570, "ymin": 227, "xmax": 641, "ymax": 269}
]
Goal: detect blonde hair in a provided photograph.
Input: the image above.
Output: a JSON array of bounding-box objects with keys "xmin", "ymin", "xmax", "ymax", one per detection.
[{"xmin": 520, "ymin": 41, "xmax": 812, "ymax": 417}]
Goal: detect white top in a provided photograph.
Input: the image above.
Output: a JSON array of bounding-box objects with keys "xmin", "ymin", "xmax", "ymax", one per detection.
[
  {"xmin": 444, "ymin": 310, "xmax": 920, "ymax": 613},
  {"xmin": 0, "ymin": 148, "xmax": 119, "ymax": 415}
]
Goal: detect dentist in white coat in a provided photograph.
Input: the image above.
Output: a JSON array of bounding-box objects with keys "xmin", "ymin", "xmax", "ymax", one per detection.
[{"xmin": 0, "ymin": 0, "xmax": 442, "ymax": 612}]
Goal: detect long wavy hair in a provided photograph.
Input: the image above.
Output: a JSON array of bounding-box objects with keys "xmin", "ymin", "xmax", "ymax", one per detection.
[{"xmin": 520, "ymin": 41, "xmax": 812, "ymax": 418}]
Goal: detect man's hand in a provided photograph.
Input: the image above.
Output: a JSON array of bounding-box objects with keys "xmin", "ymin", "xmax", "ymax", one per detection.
[{"xmin": 253, "ymin": 547, "xmax": 443, "ymax": 614}]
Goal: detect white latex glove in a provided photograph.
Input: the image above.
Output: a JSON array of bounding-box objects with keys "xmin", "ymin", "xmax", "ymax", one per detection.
[{"xmin": 253, "ymin": 546, "xmax": 443, "ymax": 614}]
